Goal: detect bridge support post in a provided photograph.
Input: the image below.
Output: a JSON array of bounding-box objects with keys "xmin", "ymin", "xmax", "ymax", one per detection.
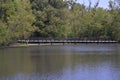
[{"xmin": 51, "ymin": 42, "xmax": 52, "ymax": 45}]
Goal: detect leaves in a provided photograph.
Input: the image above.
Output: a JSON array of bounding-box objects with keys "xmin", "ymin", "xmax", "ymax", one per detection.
[{"xmin": 0, "ymin": 0, "xmax": 35, "ymax": 45}]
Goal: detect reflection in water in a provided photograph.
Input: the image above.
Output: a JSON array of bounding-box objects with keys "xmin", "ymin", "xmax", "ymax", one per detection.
[{"xmin": 0, "ymin": 44, "xmax": 120, "ymax": 80}]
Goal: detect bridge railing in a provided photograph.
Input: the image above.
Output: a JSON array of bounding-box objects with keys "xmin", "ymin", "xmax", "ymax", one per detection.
[{"xmin": 17, "ymin": 38, "xmax": 118, "ymax": 43}]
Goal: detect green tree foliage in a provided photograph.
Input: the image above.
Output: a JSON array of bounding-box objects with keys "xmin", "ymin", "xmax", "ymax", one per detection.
[
  {"xmin": 109, "ymin": 0, "xmax": 120, "ymax": 40},
  {"xmin": 0, "ymin": 21, "xmax": 10, "ymax": 45},
  {"xmin": 0, "ymin": 0, "xmax": 35, "ymax": 45},
  {"xmin": 30, "ymin": 0, "xmax": 120, "ymax": 40},
  {"xmin": 8, "ymin": 0, "xmax": 35, "ymax": 39},
  {"xmin": 31, "ymin": 0, "xmax": 72, "ymax": 38}
]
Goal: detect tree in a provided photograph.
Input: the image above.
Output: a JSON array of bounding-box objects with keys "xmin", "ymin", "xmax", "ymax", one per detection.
[
  {"xmin": 31, "ymin": 0, "xmax": 72, "ymax": 38},
  {"xmin": 8, "ymin": 0, "xmax": 35, "ymax": 39},
  {"xmin": 0, "ymin": 21, "xmax": 10, "ymax": 45},
  {"xmin": 0, "ymin": 0, "xmax": 35, "ymax": 45},
  {"xmin": 69, "ymin": 3, "xmax": 85, "ymax": 38}
]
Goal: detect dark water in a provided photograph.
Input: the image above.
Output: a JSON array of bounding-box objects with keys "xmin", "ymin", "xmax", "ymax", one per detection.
[{"xmin": 0, "ymin": 44, "xmax": 120, "ymax": 80}]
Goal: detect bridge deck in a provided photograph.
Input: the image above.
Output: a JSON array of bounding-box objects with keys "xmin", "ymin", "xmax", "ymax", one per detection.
[{"xmin": 18, "ymin": 39, "xmax": 118, "ymax": 44}]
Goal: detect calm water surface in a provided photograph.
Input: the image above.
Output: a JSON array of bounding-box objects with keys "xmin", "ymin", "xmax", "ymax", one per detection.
[{"xmin": 0, "ymin": 44, "xmax": 120, "ymax": 80}]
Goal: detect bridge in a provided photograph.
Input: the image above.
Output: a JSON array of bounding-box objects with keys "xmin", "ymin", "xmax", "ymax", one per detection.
[{"xmin": 17, "ymin": 38, "xmax": 119, "ymax": 45}]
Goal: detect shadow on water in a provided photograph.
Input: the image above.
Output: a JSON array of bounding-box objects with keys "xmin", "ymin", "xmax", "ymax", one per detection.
[{"xmin": 0, "ymin": 44, "xmax": 120, "ymax": 80}]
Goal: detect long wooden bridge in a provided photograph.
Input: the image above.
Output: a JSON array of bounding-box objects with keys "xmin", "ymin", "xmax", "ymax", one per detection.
[{"xmin": 17, "ymin": 38, "xmax": 119, "ymax": 44}]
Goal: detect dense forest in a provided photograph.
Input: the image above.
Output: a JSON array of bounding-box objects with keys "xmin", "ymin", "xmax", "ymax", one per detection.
[{"xmin": 0, "ymin": 0, "xmax": 120, "ymax": 45}]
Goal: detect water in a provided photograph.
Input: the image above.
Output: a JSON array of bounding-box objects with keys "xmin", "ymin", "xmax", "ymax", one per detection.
[{"xmin": 0, "ymin": 44, "xmax": 120, "ymax": 80}]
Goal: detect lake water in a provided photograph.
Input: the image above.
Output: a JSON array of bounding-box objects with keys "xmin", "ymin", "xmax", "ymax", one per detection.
[{"xmin": 0, "ymin": 44, "xmax": 120, "ymax": 80}]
